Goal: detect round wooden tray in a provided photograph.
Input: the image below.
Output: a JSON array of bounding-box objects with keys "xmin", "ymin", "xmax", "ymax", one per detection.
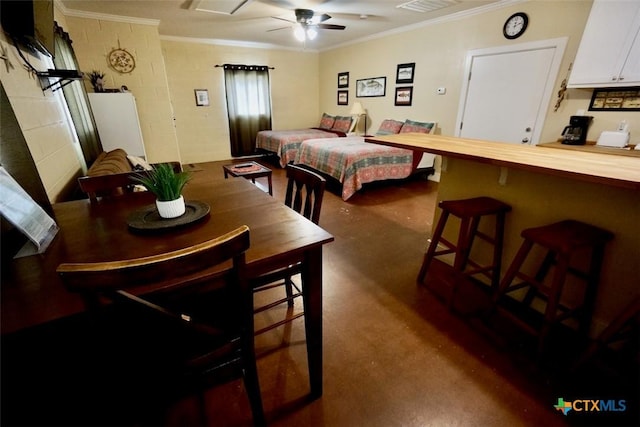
[{"xmin": 127, "ymin": 200, "xmax": 210, "ymax": 232}]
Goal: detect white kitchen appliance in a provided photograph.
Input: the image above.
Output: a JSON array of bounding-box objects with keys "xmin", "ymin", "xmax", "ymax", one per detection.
[
  {"xmin": 88, "ymin": 93, "xmax": 146, "ymax": 157},
  {"xmin": 596, "ymin": 121, "xmax": 630, "ymax": 148}
]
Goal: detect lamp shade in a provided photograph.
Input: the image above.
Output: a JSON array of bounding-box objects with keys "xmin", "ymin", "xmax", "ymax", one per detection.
[{"xmin": 350, "ymin": 101, "xmax": 365, "ymax": 116}]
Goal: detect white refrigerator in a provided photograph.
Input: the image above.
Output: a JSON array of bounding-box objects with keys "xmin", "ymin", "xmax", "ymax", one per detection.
[{"xmin": 88, "ymin": 92, "xmax": 146, "ymax": 158}]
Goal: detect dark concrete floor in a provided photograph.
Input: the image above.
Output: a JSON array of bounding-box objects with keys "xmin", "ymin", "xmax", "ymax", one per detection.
[
  {"xmin": 3, "ymin": 159, "xmax": 637, "ymax": 427},
  {"xmin": 181, "ymin": 159, "xmax": 637, "ymax": 427}
]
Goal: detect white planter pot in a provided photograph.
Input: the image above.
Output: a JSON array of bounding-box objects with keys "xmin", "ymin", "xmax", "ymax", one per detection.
[{"xmin": 156, "ymin": 195, "xmax": 185, "ymax": 219}]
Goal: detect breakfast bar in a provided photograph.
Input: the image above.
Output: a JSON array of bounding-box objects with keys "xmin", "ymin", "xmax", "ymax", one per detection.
[{"xmin": 367, "ymin": 134, "xmax": 640, "ymax": 334}]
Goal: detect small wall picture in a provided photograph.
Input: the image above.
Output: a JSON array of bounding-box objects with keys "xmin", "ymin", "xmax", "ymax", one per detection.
[
  {"xmin": 396, "ymin": 63, "xmax": 415, "ymax": 84},
  {"xmin": 337, "ymin": 90, "xmax": 349, "ymax": 105},
  {"xmin": 395, "ymin": 86, "xmax": 413, "ymax": 106},
  {"xmin": 194, "ymin": 89, "xmax": 209, "ymax": 106},
  {"xmin": 338, "ymin": 72, "xmax": 349, "ymax": 88},
  {"xmin": 356, "ymin": 77, "xmax": 386, "ymax": 98}
]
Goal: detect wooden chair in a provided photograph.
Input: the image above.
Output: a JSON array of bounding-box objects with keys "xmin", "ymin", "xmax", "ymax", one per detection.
[
  {"xmin": 78, "ymin": 161, "xmax": 182, "ymax": 202},
  {"xmin": 417, "ymin": 196, "xmax": 512, "ymax": 310},
  {"xmin": 493, "ymin": 220, "xmax": 613, "ymax": 354},
  {"xmin": 57, "ymin": 225, "xmax": 266, "ymax": 426},
  {"xmin": 252, "ymin": 164, "xmax": 326, "ymax": 335}
]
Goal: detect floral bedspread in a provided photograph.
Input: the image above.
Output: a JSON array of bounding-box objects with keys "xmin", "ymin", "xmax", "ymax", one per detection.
[
  {"xmin": 295, "ymin": 136, "xmax": 415, "ymax": 201},
  {"xmin": 255, "ymin": 128, "xmax": 343, "ymax": 167}
]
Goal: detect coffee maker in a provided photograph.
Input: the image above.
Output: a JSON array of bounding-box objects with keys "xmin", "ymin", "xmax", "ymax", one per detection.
[{"xmin": 561, "ymin": 115, "xmax": 593, "ymax": 145}]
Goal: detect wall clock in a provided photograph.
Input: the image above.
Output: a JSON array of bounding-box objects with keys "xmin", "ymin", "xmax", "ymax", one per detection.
[
  {"xmin": 108, "ymin": 47, "xmax": 136, "ymax": 73},
  {"xmin": 503, "ymin": 12, "xmax": 528, "ymax": 40}
]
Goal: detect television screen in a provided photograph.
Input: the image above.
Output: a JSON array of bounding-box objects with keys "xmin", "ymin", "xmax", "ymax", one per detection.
[{"xmin": 1, "ymin": 0, "xmax": 55, "ymax": 58}]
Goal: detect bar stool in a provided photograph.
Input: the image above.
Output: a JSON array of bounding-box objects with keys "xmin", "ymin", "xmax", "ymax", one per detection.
[
  {"xmin": 417, "ymin": 196, "xmax": 512, "ymax": 309},
  {"xmin": 493, "ymin": 220, "xmax": 613, "ymax": 354}
]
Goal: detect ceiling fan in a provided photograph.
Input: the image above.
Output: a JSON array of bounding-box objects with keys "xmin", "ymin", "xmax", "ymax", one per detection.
[{"xmin": 269, "ymin": 8, "xmax": 346, "ymax": 41}]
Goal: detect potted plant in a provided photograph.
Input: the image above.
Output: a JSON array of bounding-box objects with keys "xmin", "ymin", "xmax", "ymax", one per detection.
[
  {"xmin": 87, "ymin": 70, "xmax": 106, "ymax": 92},
  {"xmin": 134, "ymin": 163, "xmax": 191, "ymax": 219}
]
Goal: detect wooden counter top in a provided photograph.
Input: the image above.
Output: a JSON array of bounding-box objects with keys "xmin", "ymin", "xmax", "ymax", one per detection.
[
  {"xmin": 367, "ymin": 134, "xmax": 640, "ymax": 191},
  {"xmin": 537, "ymin": 141, "xmax": 640, "ymax": 157}
]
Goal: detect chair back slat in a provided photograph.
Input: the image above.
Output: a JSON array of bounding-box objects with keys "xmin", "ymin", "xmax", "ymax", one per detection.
[{"xmin": 285, "ymin": 164, "xmax": 326, "ymax": 225}]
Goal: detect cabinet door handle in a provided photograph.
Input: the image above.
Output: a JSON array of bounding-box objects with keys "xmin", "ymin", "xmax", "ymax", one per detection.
[
  {"xmin": 612, "ymin": 76, "xmax": 618, "ymax": 81},
  {"xmin": 522, "ymin": 137, "xmax": 529, "ymax": 143},
  {"xmin": 619, "ymin": 76, "xmax": 625, "ymax": 81}
]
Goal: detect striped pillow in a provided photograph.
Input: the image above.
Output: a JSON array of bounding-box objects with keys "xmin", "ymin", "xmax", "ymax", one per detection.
[
  {"xmin": 376, "ymin": 119, "xmax": 404, "ymax": 135},
  {"xmin": 400, "ymin": 120, "xmax": 435, "ymax": 134},
  {"xmin": 319, "ymin": 113, "xmax": 335, "ymax": 130},
  {"xmin": 331, "ymin": 116, "xmax": 353, "ymax": 133}
]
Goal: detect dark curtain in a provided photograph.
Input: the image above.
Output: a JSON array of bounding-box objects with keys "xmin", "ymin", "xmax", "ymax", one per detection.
[
  {"xmin": 223, "ymin": 65, "xmax": 272, "ymax": 157},
  {"xmin": 53, "ymin": 22, "xmax": 102, "ymax": 167}
]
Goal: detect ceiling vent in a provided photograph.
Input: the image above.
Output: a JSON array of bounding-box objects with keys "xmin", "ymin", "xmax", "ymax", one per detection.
[
  {"xmin": 188, "ymin": 0, "xmax": 252, "ymax": 15},
  {"xmin": 396, "ymin": 0, "xmax": 460, "ymax": 13}
]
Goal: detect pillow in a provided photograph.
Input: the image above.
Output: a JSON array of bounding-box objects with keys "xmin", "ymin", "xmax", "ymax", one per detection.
[
  {"xmin": 376, "ymin": 119, "xmax": 404, "ymax": 135},
  {"xmin": 319, "ymin": 113, "xmax": 335, "ymax": 130},
  {"xmin": 87, "ymin": 149, "xmax": 132, "ymax": 176},
  {"xmin": 331, "ymin": 116, "xmax": 353, "ymax": 133},
  {"xmin": 127, "ymin": 155, "xmax": 153, "ymax": 171},
  {"xmin": 400, "ymin": 120, "xmax": 435, "ymax": 134}
]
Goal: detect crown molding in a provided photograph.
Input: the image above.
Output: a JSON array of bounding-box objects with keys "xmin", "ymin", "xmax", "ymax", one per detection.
[
  {"xmin": 160, "ymin": 35, "xmax": 318, "ymax": 53},
  {"xmin": 321, "ymin": 0, "xmax": 528, "ymax": 52},
  {"xmin": 56, "ymin": 0, "xmax": 160, "ymax": 27}
]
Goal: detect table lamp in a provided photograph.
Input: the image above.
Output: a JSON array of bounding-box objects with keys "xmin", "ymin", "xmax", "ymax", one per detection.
[{"xmin": 350, "ymin": 101, "xmax": 367, "ymax": 136}]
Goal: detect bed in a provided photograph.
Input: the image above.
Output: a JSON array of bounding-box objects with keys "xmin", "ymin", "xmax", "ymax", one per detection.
[
  {"xmin": 255, "ymin": 114, "xmax": 355, "ymax": 167},
  {"xmin": 295, "ymin": 119, "xmax": 436, "ymax": 200}
]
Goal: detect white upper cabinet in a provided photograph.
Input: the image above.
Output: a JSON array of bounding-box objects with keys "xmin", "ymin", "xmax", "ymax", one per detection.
[{"xmin": 568, "ymin": 0, "xmax": 640, "ymax": 88}]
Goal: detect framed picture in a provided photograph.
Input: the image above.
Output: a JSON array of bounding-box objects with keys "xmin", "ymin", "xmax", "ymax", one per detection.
[
  {"xmin": 337, "ymin": 90, "xmax": 349, "ymax": 105},
  {"xmin": 588, "ymin": 87, "xmax": 640, "ymax": 111},
  {"xmin": 356, "ymin": 77, "xmax": 386, "ymax": 98},
  {"xmin": 194, "ymin": 89, "xmax": 209, "ymax": 106},
  {"xmin": 396, "ymin": 62, "xmax": 415, "ymax": 84},
  {"xmin": 338, "ymin": 72, "xmax": 349, "ymax": 88},
  {"xmin": 395, "ymin": 86, "xmax": 413, "ymax": 106}
]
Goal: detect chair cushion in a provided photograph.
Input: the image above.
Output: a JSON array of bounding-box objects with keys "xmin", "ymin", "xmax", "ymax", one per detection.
[
  {"xmin": 331, "ymin": 116, "xmax": 353, "ymax": 133},
  {"xmin": 87, "ymin": 149, "xmax": 133, "ymax": 177},
  {"xmin": 400, "ymin": 120, "xmax": 435, "ymax": 134},
  {"xmin": 318, "ymin": 113, "xmax": 335, "ymax": 130},
  {"xmin": 376, "ymin": 119, "xmax": 404, "ymax": 135}
]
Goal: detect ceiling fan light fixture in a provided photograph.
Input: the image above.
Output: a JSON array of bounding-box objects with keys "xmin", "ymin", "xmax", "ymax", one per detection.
[
  {"xmin": 294, "ymin": 24, "xmax": 306, "ymax": 41},
  {"xmin": 306, "ymin": 27, "xmax": 318, "ymax": 40}
]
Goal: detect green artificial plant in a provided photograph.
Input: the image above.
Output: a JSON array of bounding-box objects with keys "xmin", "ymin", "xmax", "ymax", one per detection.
[{"xmin": 134, "ymin": 163, "xmax": 191, "ymax": 201}]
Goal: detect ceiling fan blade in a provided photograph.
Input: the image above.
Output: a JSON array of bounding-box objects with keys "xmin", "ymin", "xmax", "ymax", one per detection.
[
  {"xmin": 229, "ymin": 0, "xmax": 254, "ymax": 15},
  {"xmin": 313, "ymin": 13, "xmax": 331, "ymax": 23},
  {"xmin": 271, "ymin": 15, "xmax": 297, "ymax": 24},
  {"xmin": 316, "ymin": 23, "xmax": 346, "ymax": 30},
  {"xmin": 267, "ymin": 25, "xmax": 292, "ymax": 32}
]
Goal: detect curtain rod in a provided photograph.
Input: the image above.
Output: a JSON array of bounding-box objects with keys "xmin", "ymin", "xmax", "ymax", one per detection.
[{"xmin": 215, "ymin": 64, "xmax": 275, "ymax": 69}]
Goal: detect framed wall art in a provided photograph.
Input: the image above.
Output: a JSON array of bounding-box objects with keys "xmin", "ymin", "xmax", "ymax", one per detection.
[
  {"xmin": 337, "ymin": 90, "xmax": 349, "ymax": 105},
  {"xmin": 588, "ymin": 87, "xmax": 640, "ymax": 111},
  {"xmin": 338, "ymin": 72, "xmax": 349, "ymax": 88},
  {"xmin": 395, "ymin": 86, "xmax": 413, "ymax": 106},
  {"xmin": 396, "ymin": 63, "xmax": 415, "ymax": 84},
  {"xmin": 356, "ymin": 77, "xmax": 386, "ymax": 98},
  {"xmin": 194, "ymin": 89, "xmax": 209, "ymax": 106}
]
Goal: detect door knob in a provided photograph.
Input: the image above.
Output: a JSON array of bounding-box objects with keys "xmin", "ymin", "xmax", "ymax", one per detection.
[
  {"xmin": 525, "ymin": 127, "xmax": 532, "ymax": 132},
  {"xmin": 521, "ymin": 137, "xmax": 529, "ymax": 143}
]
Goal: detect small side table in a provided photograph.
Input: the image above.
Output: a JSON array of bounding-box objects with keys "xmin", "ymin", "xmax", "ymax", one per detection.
[{"xmin": 223, "ymin": 161, "xmax": 273, "ymax": 195}]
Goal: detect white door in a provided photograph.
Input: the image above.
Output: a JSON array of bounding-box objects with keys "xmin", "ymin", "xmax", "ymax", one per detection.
[{"xmin": 456, "ymin": 38, "xmax": 567, "ymax": 145}]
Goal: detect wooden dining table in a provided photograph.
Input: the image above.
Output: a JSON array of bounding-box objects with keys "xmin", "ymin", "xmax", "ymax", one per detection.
[{"xmin": 1, "ymin": 163, "xmax": 334, "ymax": 398}]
